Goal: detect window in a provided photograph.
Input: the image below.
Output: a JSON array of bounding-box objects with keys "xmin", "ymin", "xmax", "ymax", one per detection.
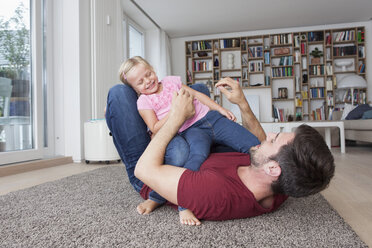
[
  {"xmin": 129, "ymin": 24, "xmax": 144, "ymax": 57},
  {"xmin": 123, "ymin": 16, "xmax": 144, "ymax": 59},
  {"xmin": 0, "ymin": 0, "xmax": 32, "ymax": 153},
  {"xmin": 0, "ymin": 0, "xmax": 46, "ymax": 164}
]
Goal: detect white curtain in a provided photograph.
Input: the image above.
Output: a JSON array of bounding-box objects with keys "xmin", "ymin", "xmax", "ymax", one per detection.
[{"xmin": 158, "ymin": 29, "xmax": 172, "ymax": 80}]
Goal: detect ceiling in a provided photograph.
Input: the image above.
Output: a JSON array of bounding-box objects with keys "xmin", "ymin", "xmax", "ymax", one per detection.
[{"xmin": 122, "ymin": 0, "xmax": 372, "ymax": 39}]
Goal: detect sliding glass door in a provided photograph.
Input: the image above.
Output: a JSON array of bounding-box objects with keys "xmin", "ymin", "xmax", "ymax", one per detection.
[{"xmin": 0, "ymin": 0, "xmax": 44, "ymax": 165}]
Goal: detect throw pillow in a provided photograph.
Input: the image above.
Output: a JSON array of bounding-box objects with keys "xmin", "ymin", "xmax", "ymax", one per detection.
[
  {"xmin": 346, "ymin": 104, "xmax": 372, "ymax": 120},
  {"xmin": 362, "ymin": 110, "xmax": 372, "ymax": 119},
  {"xmin": 341, "ymin": 104, "xmax": 356, "ymax": 120}
]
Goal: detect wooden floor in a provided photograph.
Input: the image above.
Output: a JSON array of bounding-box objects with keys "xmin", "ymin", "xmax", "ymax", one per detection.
[
  {"xmin": 0, "ymin": 146, "xmax": 371, "ymax": 246},
  {"xmin": 321, "ymin": 145, "xmax": 372, "ymax": 246}
]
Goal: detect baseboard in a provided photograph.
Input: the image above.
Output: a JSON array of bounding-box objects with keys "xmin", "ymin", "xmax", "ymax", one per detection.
[{"xmin": 0, "ymin": 157, "xmax": 73, "ymax": 177}]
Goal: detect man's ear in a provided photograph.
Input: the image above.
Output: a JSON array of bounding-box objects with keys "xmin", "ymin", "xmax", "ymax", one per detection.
[{"xmin": 263, "ymin": 161, "xmax": 281, "ymax": 177}]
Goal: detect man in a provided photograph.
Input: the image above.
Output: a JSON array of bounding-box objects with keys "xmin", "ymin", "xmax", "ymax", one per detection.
[{"xmin": 134, "ymin": 77, "xmax": 335, "ymax": 226}]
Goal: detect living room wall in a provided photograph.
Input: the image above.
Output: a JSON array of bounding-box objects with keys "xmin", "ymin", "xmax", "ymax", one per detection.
[{"xmin": 171, "ymin": 21, "xmax": 372, "ymax": 122}]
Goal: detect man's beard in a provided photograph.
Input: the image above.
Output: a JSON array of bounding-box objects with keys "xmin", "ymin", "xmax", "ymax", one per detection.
[{"xmin": 250, "ymin": 147, "xmax": 271, "ymax": 167}]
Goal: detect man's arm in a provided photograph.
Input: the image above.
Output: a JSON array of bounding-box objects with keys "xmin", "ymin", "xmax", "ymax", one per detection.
[
  {"xmin": 134, "ymin": 89, "xmax": 195, "ymax": 205},
  {"xmin": 139, "ymin": 109, "xmax": 169, "ymax": 134},
  {"xmin": 182, "ymin": 84, "xmax": 236, "ymax": 121},
  {"xmin": 215, "ymin": 77, "xmax": 266, "ymax": 142}
]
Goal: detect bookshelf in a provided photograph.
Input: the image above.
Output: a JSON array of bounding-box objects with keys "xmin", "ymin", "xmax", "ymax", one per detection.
[{"xmin": 185, "ymin": 26, "xmax": 367, "ymax": 122}]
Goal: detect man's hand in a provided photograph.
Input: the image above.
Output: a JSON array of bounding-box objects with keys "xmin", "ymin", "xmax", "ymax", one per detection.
[
  {"xmin": 215, "ymin": 77, "xmax": 245, "ymax": 106},
  {"xmin": 168, "ymin": 88, "xmax": 195, "ymax": 127},
  {"xmin": 215, "ymin": 77, "xmax": 266, "ymax": 142}
]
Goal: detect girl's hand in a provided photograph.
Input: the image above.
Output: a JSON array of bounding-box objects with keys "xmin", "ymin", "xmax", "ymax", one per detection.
[{"xmin": 218, "ymin": 108, "xmax": 236, "ymax": 121}]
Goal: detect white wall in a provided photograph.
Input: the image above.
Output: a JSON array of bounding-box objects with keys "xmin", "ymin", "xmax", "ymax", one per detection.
[
  {"xmin": 52, "ymin": 0, "xmax": 85, "ymax": 162},
  {"xmin": 91, "ymin": 0, "xmax": 123, "ymax": 119},
  {"xmin": 145, "ymin": 28, "xmax": 161, "ymax": 75},
  {"xmin": 171, "ymin": 21, "xmax": 372, "ymax": 122},
  {"xmin": 52, "ymin": 2, "xmax": 371, "ymax": 161},
  {"xmin": 53, "ymin": 0, "xmax": 123, "ymax": 162}
]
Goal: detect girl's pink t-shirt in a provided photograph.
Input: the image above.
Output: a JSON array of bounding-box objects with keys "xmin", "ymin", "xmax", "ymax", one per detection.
[{"xmin": 137, "ymin": 76, "xmax": 209, "ymax": 132}]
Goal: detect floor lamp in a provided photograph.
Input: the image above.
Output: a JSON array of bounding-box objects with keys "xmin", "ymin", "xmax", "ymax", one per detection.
[{"xmin": 337, "ymin": 74, "xmax": 367, "ymax": 105}]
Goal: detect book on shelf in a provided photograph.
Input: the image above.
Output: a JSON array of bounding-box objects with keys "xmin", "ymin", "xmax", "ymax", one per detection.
[
  {"xmin": 358, "ymin": 30, "xmax": 365, "ymax": 42},
  {"xmin": 193, "ymin": 61, "xmax": 212, "ymax": 71},
  {"xmin": 333, "ymin": 30, "xmax": 355, "ymax": 42},
  {"xmin": 278, "ymin": 56, "xmax": 293, "ymax": 66},
  {"xmin": 301, "ymin": 90, "xmax": 308, "ymax": 99},
  {"xmin": 301, "ymin": 42, "xmax": 307, "ymax": 54},
  {"xmin": 326, "ymin": 48, "xmax": 331, "ymax": 60},
  {"xmin": 295, "ymin": 97, "xmax": 302, "ymax": 107},
  {"xmin": 343, "ymin": 89, "xmax": 352, "ymax": 102},
  {"xmin": 249, "ymin": 61, "xmax": 263, "ymax": 72},
  {"xmin": 333, "ymin": 45, "xmax": 356, "ymax": 56},
  {"xmin": 231, "ymin": 77, "xmax": 241, "ymax": 83},
  {"xmin": 302, "ymin": 57, "xmax": 307, "ymax": 69},
  {"xmin": 326, "ymin": 65, "xmax": 333, "ymax": 75},
  {"xmin": 358, "ymin": 46, "xmax": 365, "ymax": 58},
  {"xmin": 294, "ymin": 51, "xmax": 300, "ymax": 63},
  {"xmin": 248, "ymin": 47, "xmax": 263, "ymax": 57},
  {"xmin": 295, "ymin": 77, "xmax": 300, "ymax": 91},
  {"xmin": 272, "ymin": 106, "xmax": 286, "ymax": 122},
  {"xmin": 248, "ymin": 48, "xmax": 254, "ymax": 57},
  {"xmin": 272, "ymin": 105, "xmax": 278, "ymax": 119},
  {"xmin": 310, "ymin": 104, "xmax": 326, "ymax": 121},
  {"xmin": 294, "ymin": 35, "xmax": 300, "ymax": 47},
  {"xmin": 327, "ymin": 93, "xmax": 334, "ymax": 106},
  {"xmin": 325, "ymin": 34, "xmax": 332, "ymax": 45},
  {"xmin": 279, "ymin": 108, "xmax": 284, "ymax": 121},
  {"xmin": 326, "ymin": 80, "xmax": 333, "ymax": 91},
  {"xmin": 310, "ymin": 87, "xmax": 325, "ymax": 98},
  {"xmin": 220, "ymin": 39, "xmax": 240, "ymax": 49},
  {"xmin": 272, "ymin": 67, "xmax": 293, "ymax": 77},
  {"xmin": 242, "ymin": 55, "xmax": 248, "ymax": 65},
  {"xmin": 271, "ymin": 33, "xmax": 292, "ymax": 45},
  {"xmin": 358, "ymin": 63, "xmax": 365, "ymax": 73},
  {"xmin": 328, "ymin": 107, "xmax": 334, "ymax": 120},
  {"xmin": 192, "ymin": 41, "xmax": 211, "ymax": 50},
  {"xmin": 187, "ymin": 70, "xmax": 192, "ymax": 82},
  {"xmin": 308, "ymin": 31, "xmax": 324, "ymax": 42},
  {"xmin": 265, "ymin": 76, "xmax": 270, "ymax": 86},
  {"xmin": 241, "ymin": 40, "xmax": 247, "ymax": 50},
  {"xmin": 309, "ymin": 65, "xmax": 325, "ymax": 75},
  {"xmin": 264, "ymin": 52, "xmax": 270, "ymax": 64}
]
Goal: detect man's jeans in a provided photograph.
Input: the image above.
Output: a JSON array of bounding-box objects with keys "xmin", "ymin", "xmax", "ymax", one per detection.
[
  {"xmin": 106, "ymin": 83, "xmax": 211, "ymax": 203},
  {"xmin": 180, "ymin": 110, "xmax": 260, "ymax": 172}
]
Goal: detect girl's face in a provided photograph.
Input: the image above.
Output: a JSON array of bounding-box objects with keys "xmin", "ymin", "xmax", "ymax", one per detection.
[{"xmin": 126, "ymin": 63, "xmax": 160, "ymax": 95}]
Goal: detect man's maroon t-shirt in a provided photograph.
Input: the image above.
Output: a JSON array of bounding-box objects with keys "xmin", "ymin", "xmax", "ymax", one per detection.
[{"xmin": 140, "ymin": 152, "xmax": 288, "ymax": 221}]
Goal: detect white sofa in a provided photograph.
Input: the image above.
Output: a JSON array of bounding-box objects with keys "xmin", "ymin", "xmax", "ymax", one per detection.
[{"xmin": 333, "ymin": 110, "xmax": 372, "ymax": 144}]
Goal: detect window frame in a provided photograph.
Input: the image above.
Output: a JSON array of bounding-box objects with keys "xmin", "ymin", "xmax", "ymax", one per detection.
[
  {"xmin": 123, "ymin": 15, "xmax": 145, "ymax": 59},
  {"xmin": 0, "ymin": 0, "xmax": 45, "ymax": 164}
]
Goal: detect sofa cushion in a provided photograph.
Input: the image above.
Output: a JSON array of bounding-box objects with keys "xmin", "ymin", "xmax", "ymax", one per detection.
[
  {"xmin": 344, "ymin": 119, "xmax": 372, "ymax": 130},
  {"xmin": 346, "ymin": 104, "xmax": 372, "ymax": 120},
  {"xmin": 341, "ymin": 104, "xmax": 356, "ymax": 120},
  {"xmin": 362, "ymin": 110, "xmax": 372, "ymax": 119}
]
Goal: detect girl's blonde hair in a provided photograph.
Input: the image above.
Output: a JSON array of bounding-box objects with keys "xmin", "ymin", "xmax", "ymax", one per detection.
[{"xmin": 118, "ymin": 56, "xmax": 154, "ymax": 84}]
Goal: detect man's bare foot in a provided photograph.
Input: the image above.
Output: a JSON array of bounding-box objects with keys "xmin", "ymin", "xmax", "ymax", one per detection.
[
  {"xmin": 179, "ymin": 209, "xmax": 201, "ymax": 226},
  {"xmin": 136, "ymin": 199, "xmax": 161, "ymax": 215}
]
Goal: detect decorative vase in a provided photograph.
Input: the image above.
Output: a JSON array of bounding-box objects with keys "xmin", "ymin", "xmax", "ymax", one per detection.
[{"xmin": 227, "ymin": 53, "xmax": 234, "ymax": 69}]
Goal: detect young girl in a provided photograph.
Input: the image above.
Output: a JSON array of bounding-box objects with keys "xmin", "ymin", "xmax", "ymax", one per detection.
[{"xmin": 119, "ymin": 56, "xmax": 260, "ymax": 225}]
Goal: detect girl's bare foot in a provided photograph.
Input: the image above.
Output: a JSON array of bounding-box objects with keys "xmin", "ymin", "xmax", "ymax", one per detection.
[
  {"xmin": 136, "ymin": 199, "xmax": 161, "ymax": 215},
  {"xmin": 179, "ymin": 209, "xmax": 201, "ymax": 226}
]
